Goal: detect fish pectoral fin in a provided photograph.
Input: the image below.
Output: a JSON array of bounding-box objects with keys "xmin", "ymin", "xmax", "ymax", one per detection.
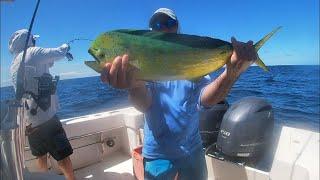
[
  {"xmin": 84, "ymin": 61, "xmax": 103, "ymax": 73},
  {"xmin": 255, "ymin": 57, "xmax": 269, "ymax": 72}
]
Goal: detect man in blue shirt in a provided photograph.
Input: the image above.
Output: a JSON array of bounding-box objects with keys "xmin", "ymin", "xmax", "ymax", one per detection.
[{"xmin": 101, "ymin": 8, "xmax": 257, "ymax": 180}]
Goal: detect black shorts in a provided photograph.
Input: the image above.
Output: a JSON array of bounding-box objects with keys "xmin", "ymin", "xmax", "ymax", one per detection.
[{"xmin": 27, "ymin": 115, "xmax": 73, "ymax": 161}]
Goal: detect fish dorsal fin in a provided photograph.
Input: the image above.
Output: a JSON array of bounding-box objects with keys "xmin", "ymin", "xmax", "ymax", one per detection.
[
  {"xmin": 112, "ymin": 29, "xmax": 229, "ymax": 49},
  {"xmin": 112, "ymin": 29, "xmax": 150, "ymax": 36}
]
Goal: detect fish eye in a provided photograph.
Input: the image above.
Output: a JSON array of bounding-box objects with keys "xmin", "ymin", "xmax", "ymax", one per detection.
[
  {"xmin": 98, "ymin": 53, "xmax": 105, "ymax": 59},
  {"xmin": 97, "ymin": 50, "xmax": 105, "ymax": 59}
]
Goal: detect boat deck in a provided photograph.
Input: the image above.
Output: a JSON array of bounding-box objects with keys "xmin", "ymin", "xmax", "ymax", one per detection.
[
  {"xmin": 74, "ymin": 151, "xmax": 134, "ymax": 180},
  {"xmin": 75, "ymin": 152, "xmax": 135, "ymax": 180},
  {"xmin": 22, "ymin": 107, "xmax": 319, "ymax": 180}
]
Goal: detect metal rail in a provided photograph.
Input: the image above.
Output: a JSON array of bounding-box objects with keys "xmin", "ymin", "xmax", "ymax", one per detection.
[
  {"xmin": 25, "ymin": 126, "xmax": 128, "ymax": 152},
  {"xmin": 67, "ymin": 126, "xmax": 125, "ymax": 141}
]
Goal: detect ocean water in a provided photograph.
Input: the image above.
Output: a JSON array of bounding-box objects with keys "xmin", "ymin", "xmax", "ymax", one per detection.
[{"xmin": 1, "ymin": 65, "xmax": 319, "ymax": 131}]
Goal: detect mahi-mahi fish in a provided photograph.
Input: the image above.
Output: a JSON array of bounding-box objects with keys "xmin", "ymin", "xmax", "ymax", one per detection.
[{"xmin": 85, "ymin": 27, "xmax": 281, "ymax": 80}]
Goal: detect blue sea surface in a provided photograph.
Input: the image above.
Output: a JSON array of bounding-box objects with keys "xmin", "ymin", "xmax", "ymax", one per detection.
[{"xmin": 1, "ymin": 65, "xmax": 319, "ymax": 131}]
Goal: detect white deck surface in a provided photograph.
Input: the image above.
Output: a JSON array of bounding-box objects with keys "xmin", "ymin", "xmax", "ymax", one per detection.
[
  {"xmin": 74, "ymin": 151, "xmax": 135, "ymax": 180},
  {"xmin": 22, "ymin": 107, "xmax": 319, "ymax": 180}
]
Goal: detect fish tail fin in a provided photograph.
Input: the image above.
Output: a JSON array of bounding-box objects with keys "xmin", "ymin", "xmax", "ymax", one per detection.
[
  {"xmin": 255, "ymin": 57, "xmax": 269, "ymax": 71},
  {"xmin": 84, "ymin": 61, "xmax": 103, "ymax": 73},
  {"xmin": 254, "ymin": 26, "xmax": 282, "ymax": 51},
  {"xmin": 254, "ymin": 26, "xmax": 282, "ymax": 71}
]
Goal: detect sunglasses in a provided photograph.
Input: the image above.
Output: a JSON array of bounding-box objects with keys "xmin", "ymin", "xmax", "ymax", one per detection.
[{"xmin": 151, "ymin": 18, "xmax": 177, "ymax": 31}]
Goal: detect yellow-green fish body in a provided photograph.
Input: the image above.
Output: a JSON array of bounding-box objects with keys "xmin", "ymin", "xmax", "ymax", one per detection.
[{"xmin": 86, "ymin": 28, "xmax": 281, "ymax": 80}]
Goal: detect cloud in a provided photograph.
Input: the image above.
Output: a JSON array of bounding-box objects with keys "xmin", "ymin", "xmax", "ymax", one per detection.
[
  {"xmin": 59, "ymin": 71, "xmax": 83, "ymax": 77},
  {"xmin": 1, "ymin": 79, "xmax": 12, "ymax": 87},
  {"xmin": 58, "ymin": 71, "xmax": 84, "ymax": 79},
  {"xmin": 58, "ymin": 71, "xmax": 97, "ymax": 80},
  {"xmin": 1, "ymin": 71, "xmax": 98, "ymax": 87}
]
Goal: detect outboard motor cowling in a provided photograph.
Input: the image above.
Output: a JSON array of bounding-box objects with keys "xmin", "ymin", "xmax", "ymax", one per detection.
[
  {"xmin": 216, "ymin": 97, "xmax": 274, "ymax": 158},
  {"xmin": 199, "ymin": 100, "xmax": 229, "ymax": 148}
]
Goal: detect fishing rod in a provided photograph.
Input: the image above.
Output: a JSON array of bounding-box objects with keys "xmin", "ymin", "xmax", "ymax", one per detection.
[
  {"xmin": 1, "ymin": 2, "xmax": 41, "ymax": 179},
  {"xmin": 14, "ymin": 0, "xmax": 91, "ymax": 97},
  {"xmin": 15, "ymin": 0, "xmax": 41, "ymax": 100}
]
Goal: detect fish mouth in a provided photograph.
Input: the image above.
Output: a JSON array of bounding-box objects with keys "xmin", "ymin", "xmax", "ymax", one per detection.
[{"xmin": 88, "ymin": 48, "xmax": 100, "ymax": 63}]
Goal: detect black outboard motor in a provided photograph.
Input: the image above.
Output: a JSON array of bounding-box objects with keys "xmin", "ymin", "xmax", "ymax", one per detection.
[
  {"xmin": 199, "ymin": 100, "xmax": 229, "ymax": 148},
  {"xmin": 216, "ymin": 97, "xmax": 274, "ymax": 159}
]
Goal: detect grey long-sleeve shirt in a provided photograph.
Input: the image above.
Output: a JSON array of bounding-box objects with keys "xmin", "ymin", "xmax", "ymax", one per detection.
[{"xmin": 10, "ymin": 44, "xmax": 69, "ymax": 127}]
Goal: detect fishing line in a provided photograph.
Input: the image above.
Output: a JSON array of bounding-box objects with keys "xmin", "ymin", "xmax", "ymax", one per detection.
[
  {"xmin": 67, "ymin": 38, "xmax": 93, "ymax": 46},
  {"xmin": 65, "ymin": 38, "xmax": 93, "ymax": 61}
]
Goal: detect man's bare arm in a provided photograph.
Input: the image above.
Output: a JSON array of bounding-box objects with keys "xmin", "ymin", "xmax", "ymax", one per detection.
[
  {"xmin": 201, "ymin": 37, "xmax": 257, "ymax": 107},
  {"xmin": 201, "ymin": 70, "xmax": 238, "ymax": 106}
]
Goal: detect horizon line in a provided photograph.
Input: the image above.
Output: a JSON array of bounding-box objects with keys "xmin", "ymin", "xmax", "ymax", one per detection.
[{"xmin": 1, "ymin": 64, "xmax": 319, "ymax": 88}]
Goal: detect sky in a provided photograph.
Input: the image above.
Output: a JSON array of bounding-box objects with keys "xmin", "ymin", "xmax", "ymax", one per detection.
[{"xmin": 1, "ymin": 0, "xmax": 319, "ymax": 87}]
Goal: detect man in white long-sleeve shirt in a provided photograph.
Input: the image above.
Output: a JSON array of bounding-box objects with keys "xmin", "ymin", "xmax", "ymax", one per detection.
[{"xmin": 9, "ymin": 29, "xmax": 75, "ymax": 180}]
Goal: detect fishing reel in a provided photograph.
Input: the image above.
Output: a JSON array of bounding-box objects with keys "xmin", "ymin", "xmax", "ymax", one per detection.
[
  {"xmin": 66, "ymin": 52, "xmax": 73, "ymax": 61},
  {"xmin": 25, "ymin": 73, "xmax": 59, "ymax": 115},
  {"xmin": 65, "ymin": 38, "xmax": 93, "ymax": 61}
]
